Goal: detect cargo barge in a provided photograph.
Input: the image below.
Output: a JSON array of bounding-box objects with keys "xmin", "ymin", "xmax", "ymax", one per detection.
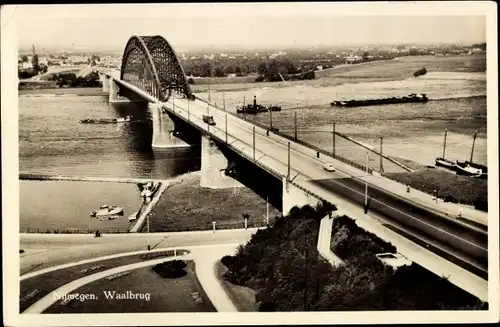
[
  {"xmin": 237, "ymin": 95, "xmax": 281, "ymax": 114},
  {"xmin": 331, "ymin": 93, "xmax": 429, "ymax": 107}
]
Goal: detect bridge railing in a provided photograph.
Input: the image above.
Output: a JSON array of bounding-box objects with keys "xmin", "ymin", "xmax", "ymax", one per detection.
[
  {"xmin": 194, "ymin": 96, "xmax": 375, "ymax": 174},
  {"xmin": 20, "ymin": 227, "xmax": 130, "ymax": 234}
]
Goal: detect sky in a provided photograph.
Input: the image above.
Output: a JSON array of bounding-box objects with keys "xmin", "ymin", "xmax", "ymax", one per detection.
[{"xmin": 9, "ymin": 3, "xmax": 488, "ymax": 52}]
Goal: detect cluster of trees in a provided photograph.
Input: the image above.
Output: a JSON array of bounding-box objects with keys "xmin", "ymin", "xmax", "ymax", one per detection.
[
  {"xmin": 221, "ymin": 204, "xmax": 486, "ymax": 311},
  {"xmin": 47, "ymin": 71, "xmax": 101, "ymax": 88},
  {"xmin": 152, "ymin": 260, "xmax": 187, "ymax": 278},
  {"xmin": 18, "ymin": 54, "xmax": 48, "ymax": 79},
  {"xmin": 182, "ymin": 58, "xmax": 317, "ymax": 80}
]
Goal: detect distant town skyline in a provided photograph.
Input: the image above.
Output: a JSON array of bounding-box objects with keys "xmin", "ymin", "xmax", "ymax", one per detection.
[{"xmin": 11, "ymin": 3, "xmax": 487, "ymax": 52}]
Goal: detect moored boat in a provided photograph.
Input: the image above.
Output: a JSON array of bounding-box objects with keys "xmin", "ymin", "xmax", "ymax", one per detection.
[
  {"xmin": 435, "ymin": 157, "xmax": 457, "ymax": 170},
  {"xmin": 236, "ymin": 95, "xmax": 281, "ymax": 114},
  {"xmin": 413, "ymin": 67, "xmax": 427, "ymax": 77},
  {"xmin": 90, "ymin": 205, "xmax": 124, "ymax": 218},
  {"xmin": 455, "ymin": 160, "xmax": 487, "ymax": 178}
]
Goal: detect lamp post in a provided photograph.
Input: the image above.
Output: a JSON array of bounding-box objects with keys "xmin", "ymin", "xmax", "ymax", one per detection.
[
  {"xmin": 147, "ymin": 213, "xmax": 150, "ymax": 251},
  {"xmin": 187, "ymin": 100, "xmax": 190, "ymax": 122},
  {"xmin": 253, "ymin": 126, "xmax": 256, "ymax": 160},
  {"xmin": 225, "ymin": 114, "xmax": 228, "ymax": 143},
  {"xmin": 379, "ymin": 136, "xmax": 384, "ymax": 173},
  {"xmin": 294, "ymin": 111, "xmax": 298, "ymax": 141},
  {"xmin": 332, "ymin": 123, "xmax": 336, "ymax": 157},
  {"xmin": 365, "ymin": 151, "xmax": 375, "ymax": 213},
  {"xmin": 223, "ymin": 92, "xmax": 226, "ymax": 111},
  {"xmin": 266, "ymin": 196, "xmax": 269, "ymax": 226},
  {"xmin": 269, "ymin": 109, "xmax": 273, "ymax": 130},
  {"xmin": 208, "ymin": 80, "xmax": 211, "ymax": 103}
]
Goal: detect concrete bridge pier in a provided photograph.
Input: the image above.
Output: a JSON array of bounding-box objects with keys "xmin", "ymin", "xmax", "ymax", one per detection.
[
  {"xmin": 150, "ymin": 103, "xmax": 190, "ymax": 149},
  {"xmin": 108, "ymin": 77, "xmax": 120, "ymax": 103},
  {"xmin": 200, "ymin": 135, "xmax": 245, "ymax": 189},
  {"xmin": 282, "ymin": 177, "xmax": 322, "ymax": 216},
  {"xmin": 101, "ymin": 74, "xmax": 110, "ymax": 93}
]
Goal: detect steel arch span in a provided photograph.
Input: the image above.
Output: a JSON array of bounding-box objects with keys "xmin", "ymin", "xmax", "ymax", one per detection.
[{"xmin": 120, "ymin": 35, "xmax": 193, "ymax": 102}]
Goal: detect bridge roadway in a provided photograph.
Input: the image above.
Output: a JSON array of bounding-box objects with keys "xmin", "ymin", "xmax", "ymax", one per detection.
[{"xmin": 108, "ymin": 76, "xmax": 488, "ymax": 300}]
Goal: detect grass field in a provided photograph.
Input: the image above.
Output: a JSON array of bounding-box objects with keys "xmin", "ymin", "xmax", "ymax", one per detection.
[
  {"xmin": 44, "ymin": 261, "xmax": 216, "ymax": 313},
  {"xmin": 316, "ymin": 55, "xmax": 486, "ymax": 79},
  {"xmin": 215, "ymin": 261, "xmax": 256, "ymax": 312},
  {"xmin": 385, "ymin": 168, "xmax": 487, "ymax": 209},
  {"xmin": 145, "ymin": 171, "xmax": 280, "ymax": 232},
  {"xmin": 20, "ymin": 250, "xmax": 188, "ymax": 312}
]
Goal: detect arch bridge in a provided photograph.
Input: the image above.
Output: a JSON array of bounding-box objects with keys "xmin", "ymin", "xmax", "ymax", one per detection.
[{"xmin": 120, "ymin": 35, "xmax": 194, "ymax": 102}]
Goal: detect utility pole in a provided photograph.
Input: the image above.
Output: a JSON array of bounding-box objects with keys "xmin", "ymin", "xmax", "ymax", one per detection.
[
  {"xmin": 365, "ymin": 151, "xmax": 369, "ymax": 212},
  {"xmin": 253, "ymin": 126, "xmax": 256, "ymax": 160},
  {"xmin": 470, "ymin": 130, "xmax": 477, "ymax": 163},
  {"xmin": 304, "ymin": 248, "xmax": 308, "ymax": 311},
  {"xmin": 208, "ymin": 80, "xmax": 211, "ymax": 103},
  {"xmin": 294, "ymin": 111, "xmax": 298, "ymax": 141},
  {"xmin": 442, "ymin": 128, "xmax": 448, "ymax": 159},
  {"xmin": 187, "ymin": 100, "xmax": 190, "ymax": 122},
  {"xmin": 332, "ymin": 123, "xmax": 336, "ymax": 157},
  {"xmin": 225, "ymin": 114, "xmax": 228, "ymax": 143},
  {"xmin": 147, "ymin": 213, "xmax": 150, "ymax": 251},
  {"xmin": 172, "ymin": 94, "xmax": 175, "ymax": 110},
  {"xmin": 266, "ymin": 196, "xmax": 269, "ymax": 226},
  {"xmin": 223, "ymin": 92, "xmax": 226, "ymax": 111},
  {"xmin": 269, "ymin": 109, "xmax": 273, "ymax": 130},
  {"xmin": 287, "ymin": 142, "xmax": 291, "ymax": 181},
  {"xmin": 379, "ymin": 137, "xmax": 384, "ymax": 173},
  {"xmin": 243, "ymin": 96, "xmax": 246, "ymax": 120}
]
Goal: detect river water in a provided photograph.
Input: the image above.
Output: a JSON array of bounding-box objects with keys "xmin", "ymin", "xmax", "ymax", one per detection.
[{"xmin": 18, "ymin": 70, "xmax": 488, "ymax": 230}]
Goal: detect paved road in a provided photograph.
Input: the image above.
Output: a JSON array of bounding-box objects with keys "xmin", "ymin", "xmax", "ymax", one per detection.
[
  {"xmin": 20, "ymin": 229, "xmax": 258, "ymax": 275},
  {"xmin": 161, "ymin": 95, "xmax": 488, "ymax": 278},
  {"xmin": 308, "ymin": 177, "xmax": 488, "ymax": 277}
]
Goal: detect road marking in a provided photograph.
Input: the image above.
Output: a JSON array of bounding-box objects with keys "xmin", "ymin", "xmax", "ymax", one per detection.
[{"xmin": 304, "ymin": 178, "xmax": 487, "ymax": 252}]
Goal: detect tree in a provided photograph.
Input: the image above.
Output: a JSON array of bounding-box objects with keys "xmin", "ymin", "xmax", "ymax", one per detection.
[
  {"xmin": 258, "ymin": 62, "xmax": 267, "ymax": 75},
  {"xmin": 362, "ymin": 51, "xmax": 370, "ymax": 60},
  {"xmin": 21, "ymin": 55, "xmax": 28, "ymax": 62},
  {"xmin": 235, "ymin": 66, "xmax": 242, "ymax": 76}
]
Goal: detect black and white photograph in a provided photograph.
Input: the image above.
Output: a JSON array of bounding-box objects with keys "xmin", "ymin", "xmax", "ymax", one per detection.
[{"xmin": 2, "ymin": 2, "xmax": 498, "ymax": 326}]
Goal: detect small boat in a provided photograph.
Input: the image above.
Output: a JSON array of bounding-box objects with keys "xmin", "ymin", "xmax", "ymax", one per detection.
[
  {"xmin": 413, "ymin": 67, "xmax": 427, "ymax": 77},
  {"xmin": 90, "ymin": 205, "xmax": 124, "ymax": 218},
  {"xmin": 455, "ymin": 160, "xmax": 484, "ymax": 177},
  {"xmin": 435, "ymin": 157, "xmax": 457, "ymax": 170}
]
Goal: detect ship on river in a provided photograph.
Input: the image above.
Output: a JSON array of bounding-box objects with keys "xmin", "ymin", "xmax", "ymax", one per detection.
[
  {"xmin": 237, "ymin": 95, "xmax": 282, "ymax": 114},
  {"xmin": 331, "ymin": 93, "xmax": 429, "ymax": 108}
]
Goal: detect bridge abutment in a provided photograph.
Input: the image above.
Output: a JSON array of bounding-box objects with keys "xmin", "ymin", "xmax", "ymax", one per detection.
[
  {"xmin": 282, "ymin": 177, "xmax": 322, "ymax": 216},
  {"xmin": 101, "ymin": 74, "xmax": 110, "ymax": 93},
  {"xmin": 150, "ymin": 103, "xmax": 190, "ymax": 149},
  {"xmin": 200, "ymin": 134, "xmax": 244, "ymax": 189}
]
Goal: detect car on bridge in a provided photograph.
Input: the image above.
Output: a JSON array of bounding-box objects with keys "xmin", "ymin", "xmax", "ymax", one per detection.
[
  {"xmin": 203, "ymin": 115, "xmax": 216, "ymax": 126},
  {"xmin": 323, "ymin": 163, "xmax": 336, "ymax": 172}
]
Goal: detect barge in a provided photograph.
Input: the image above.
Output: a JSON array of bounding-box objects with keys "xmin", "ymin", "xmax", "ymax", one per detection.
[
  {"xmin": 237, "ymin": 95, "xmax": 281, "ymax": 114},
  {"xmin": 331, "ymin": 93, "xmax": 429, "ymax": 107}
]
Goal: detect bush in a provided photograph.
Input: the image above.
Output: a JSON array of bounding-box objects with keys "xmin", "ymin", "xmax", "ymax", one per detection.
[
  {"xmin": 474, "ymin": 198, "xmax": 488, "ymax": 212},
  {"xmin": 221, "ymin": 255, "xmax": 235, "ymax": 268},
  {"xmin": 255, "ymin": 75, "xmax": 264, "ymax": 82},
  {"xmin": 187, "ymin": 77, "xmax": 195, "ymax": 84},
  {"xmin": 152, "ymin": 260, "xmax": 187, "ymax": 278}
]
